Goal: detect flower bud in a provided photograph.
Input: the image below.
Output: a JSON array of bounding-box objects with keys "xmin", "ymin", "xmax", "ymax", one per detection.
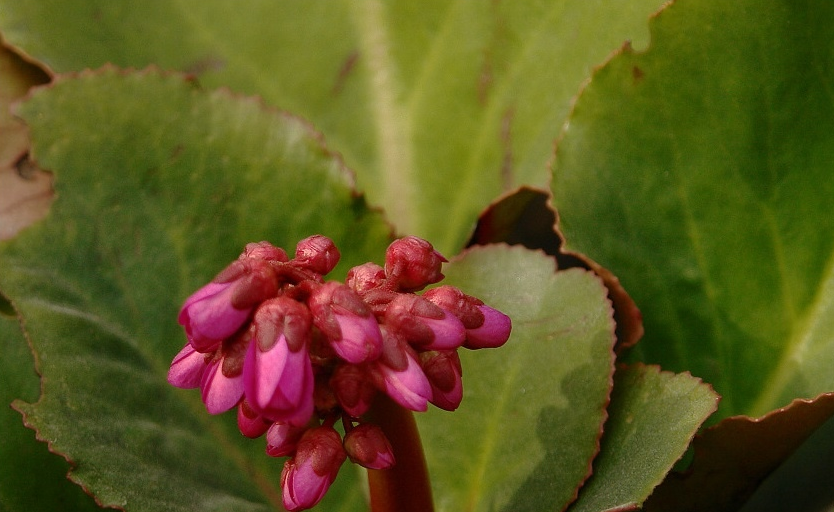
[
  {"xmin": 422, "ymin": 285, "xmax": 484, "ymax": 328},
  {"xmin": 179, "ymin": 258, "xmax": 278, "ymax": 352},
  {"xmin": 292, "ymin": 235, "xmax": 340, "ymax": 275},
  {"xmin": 384, "ymin": 236, "xmax": 446, "ymax": 292},
  {"xmin": 367, "ymin": 327, "xmax": 432, "ymax": 412},
  {"xmin": 330, "ymin": 363, "xmax": 376, "ymax": 418},
  {"xmin": 308, "ymin": 282, "xmax": 383, "ymax": 364},
  {"xmin": 240, "ymin": 241, "xmax": 289, "ymax": 262},
  {"xmin": 343, "ymin": 423, "xmax": 395, "ymax": 470},
  {"xmin": 385, "ymin": 294, "xmax": 466, "ymax": 350},
  {"xmin": 420, "ymin": 350, "xmax": 464, "ymax": 411},
  {"xmin": 266, "ymin": 421, "xmax": 307, "ymax": 457},
  {"xmin": 463, "ymin": 305, "xmax": 512, "ymax": 349},
  {"xmin": 167, "ymin": 343, "xmax": 208, "ymax": 389},
  {"xmin": 237, "ymin": 399, "xmax": 272, "ymax": 439},
  {"xmin": 281, "ymin": 426, "xmax": 347, "ymax": 511},
  {"xmin": 423, "ymin": 286, "xmax": 512, "ymax": 349},
  {"xmin": 244, "ymin": 298, "xmax": 315, "ymax": 425},
  {"xmin": 346, "ymin": 262, "xmax": 387, "ymax": 294},
  {"xmin": 200, "ymin": 355, "xmax": 244, "ymax": 415}
]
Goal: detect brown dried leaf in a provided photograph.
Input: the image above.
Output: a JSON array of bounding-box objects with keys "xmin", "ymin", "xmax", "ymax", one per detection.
[
  {"xmin": 643, "ymin": 393, "xmax": 834, "ymax": 512},
  {"xmin": 0, "ymin": 40, "xmax": 51, "ymax": 241}
]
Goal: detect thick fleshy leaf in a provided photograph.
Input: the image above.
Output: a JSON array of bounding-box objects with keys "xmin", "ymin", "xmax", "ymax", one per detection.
[
  {"xmin": 0, "ymin": 68, "xmax": 388, "ymax": 511},
  {"xmin": 0, "ymin": 310, "xmax": 104, "ymax": 512},
  {"xmin": 0, "ymin": 0, "xmax": 666, "ymax": 253},
  {"xmin": 645, "ymin": 393, "xmax": 834, "ymax": 512},
  {"xmin": 567, "ymin": 364, "xmax": 719, "ymax": 512},
  {"xmin": 551, "ymin": 0, "xmax": 834, "ymax": 420},
  {"xmin": 417, "ymin": 245, "xmax": 617, "ymax": 511}
]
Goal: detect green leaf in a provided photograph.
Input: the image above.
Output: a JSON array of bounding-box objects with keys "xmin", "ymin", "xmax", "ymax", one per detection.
[
  {"xmin": 0, "ymin": 68, "xmax": 390, "ymax": 511},
  {"xmin": 551, "ymin": 0, "xmax": 834, "ymax": 420},
  {"xmin": 0, "ymin": 0, "xmax": 666, "ymax": 253},
  {"xmin": 0, "ymin": 310, "xmax": 104, "ymax": 512},
  {"xmin": 417, "ymin": 245, "xmax": 617, "ymax": 511},
  {"xmin": 568, "ymin": 365, "xmax": 719, "ymax": 512}
]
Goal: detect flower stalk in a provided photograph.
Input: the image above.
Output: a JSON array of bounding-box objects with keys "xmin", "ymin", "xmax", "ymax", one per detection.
[{"xmin": 366, "ymin": 394, "xmax": 434, "ymax": 512}]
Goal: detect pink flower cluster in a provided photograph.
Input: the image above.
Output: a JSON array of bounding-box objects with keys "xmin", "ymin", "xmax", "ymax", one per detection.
[{"xmin": 168, "ymin": 235, "xmax": 511, "ymax": 510}]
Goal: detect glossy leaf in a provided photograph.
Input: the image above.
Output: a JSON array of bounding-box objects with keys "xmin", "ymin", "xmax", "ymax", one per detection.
[
  {"xmin": 418, "ymin": 245, "xmax": 617, "ymax": 511},
  {"xmin": 551, "ymin": 0, "xmax": 834, "ymax": 420},
  {"xmin": 0, "ymin": 0, "xmax": 666, "ymax": 253},
  {"xmin": 568, "ymin": 364, "xmax": 719, "ymax": 512},
  {"xmin": 0, "ymin": 68, "xmax": 388, "ymax": 511}
]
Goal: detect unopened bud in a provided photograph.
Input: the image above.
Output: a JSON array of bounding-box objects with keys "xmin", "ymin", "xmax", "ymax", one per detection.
[
  {"xmin": 343, "ymin": 423, "xmax": 395, "ymax": 470},
  {"xmin": 420, "ymin": 350, "xmax": 464, "ymax": 411},
  {"xmin": 384, "ymin": 236, "xmax": 446, "ymax": 292},
  {"xmin": 292, "ymin": 235, "xmax": 340, "ymax": 275},
  {"xmin": 241, "ymin": 241, "xmax": 289, "ymax": 262}
]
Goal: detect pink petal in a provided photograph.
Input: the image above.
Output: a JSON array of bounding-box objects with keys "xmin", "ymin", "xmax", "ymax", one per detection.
[
  {"xmin": 167, "ymin": 343, "xmax": 207, "ymax": 388},
  {"xmin": 331, "ymin": 313, "xmax": 383, "ymax": 363},
  {"xmin": 373, "ymin": 353, "xmax": 432, "ymax": 412},
  {"xmin": 200, "ymin": 359, "xmax": 244, "ymax": 414},
  {"xmin": 244, "ymin": 335, "xmax": 314, "ymax": 426},
  {"xmin": 464, "ymin": 305, "xmax": 512, "ymax": 349}
]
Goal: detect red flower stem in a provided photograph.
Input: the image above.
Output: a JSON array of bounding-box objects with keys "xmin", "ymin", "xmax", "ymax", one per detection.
[{"xmin": 365, "ymin": 394, "xmax": 435, "ymax": 512}]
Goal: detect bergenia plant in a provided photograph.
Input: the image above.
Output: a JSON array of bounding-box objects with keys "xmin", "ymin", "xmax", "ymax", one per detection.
[
  {"xmin": 169, "ymin": 235, "xmax": 510, "ymax": 510},
  {"xmin": 2, "ymin": 2, "xmax": 833, "ymax": 512}
]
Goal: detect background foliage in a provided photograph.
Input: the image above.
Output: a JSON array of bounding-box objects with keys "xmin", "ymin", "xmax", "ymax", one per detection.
[{"xmin": 0, "ymin": 1, "xmax": 831, "ymax": 511}]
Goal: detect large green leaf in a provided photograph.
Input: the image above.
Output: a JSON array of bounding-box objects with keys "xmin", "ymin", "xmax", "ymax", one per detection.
[
  {"xmin": 418, "ymin": 246, "xmax": 616, "ymax": 511},
  {"xmin": 0, "ymin": 0, "xmax": 666, "ymax": 253},
  {"xmin": 551, "ymin": 0, "xmax": 834, "ymax": 420},
  {"xmin": 0, "ymin": 68, "xmax": 389, "ymax": 511}
]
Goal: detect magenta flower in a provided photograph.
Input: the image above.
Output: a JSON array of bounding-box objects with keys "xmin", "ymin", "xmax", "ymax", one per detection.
[
  {"xmin": 343, "ymin": 423, "xmax": 395, "ymax": 470},
  {"xmin": 308, "ymin": 282, "xmax": 383, "ymax": 364},
  {"xmin": 178, "ymin": 259, "xmax": 278, "ymax": 352},
  {"xmin": 170, "ymin": 235, "xmax": 514, "ymax": 511},
  {"xmin": 385, "ymin": 293, "xmax": 466, "ymax": 350},
  {"xmin": 368, "ymin": 327, "xmax": 432, "ymax": 412},
  {"xmin": 281, "ymin": 426, "xmax": 347, "ymax": 511},
  {"xmin": 384, "ymin": 236, "xmax": 446, "ymax": 291},
  {"xmin": 244, "ymin": 298, "xmax": 315, "ymax": 426},
  {"xmin": 167, "ymin": 343, "xmax": 208, "ymax": 389},
  {"xmin": 420, "ymin": 350, "xmax": 464, "ymax": 411}
]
